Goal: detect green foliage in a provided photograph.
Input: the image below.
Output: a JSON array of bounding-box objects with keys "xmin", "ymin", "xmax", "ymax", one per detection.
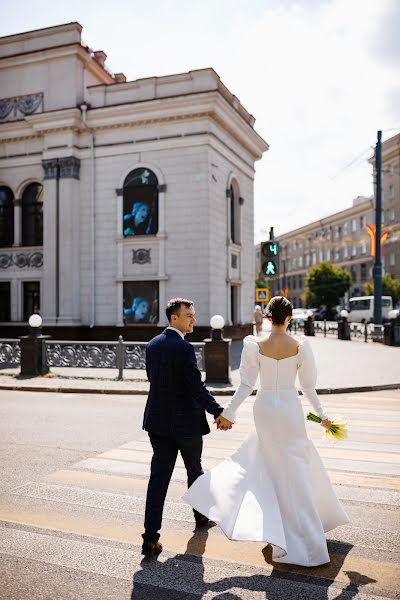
[
  {"xmin": 304, "ymin": 261, "xmax": 352, "ymax": 308},
  {"xmin": 364, "ymin": 274, "xmax": 400, "ymax": 306}
]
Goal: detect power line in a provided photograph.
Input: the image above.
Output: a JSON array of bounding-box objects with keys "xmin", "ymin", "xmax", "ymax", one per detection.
[{"xmin": 329, "ymin": 145, "xmax": 373, "ymax": 181}]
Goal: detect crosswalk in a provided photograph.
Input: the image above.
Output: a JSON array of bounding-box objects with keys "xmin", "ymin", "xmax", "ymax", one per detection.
[{"xmin": 0, "ymin": 390, "xmax": 399, "ymax": 599}]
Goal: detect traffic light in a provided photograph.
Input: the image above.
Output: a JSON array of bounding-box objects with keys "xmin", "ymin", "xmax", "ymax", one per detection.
[{"xmin": 260, "ymin": 241, "xmax": 279, "ymax": 277}]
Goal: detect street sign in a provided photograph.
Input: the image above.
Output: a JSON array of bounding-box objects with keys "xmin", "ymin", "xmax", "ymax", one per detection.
[{"xmin": 256, "ymin": 288, "xmax": 270, "ymax": 302}]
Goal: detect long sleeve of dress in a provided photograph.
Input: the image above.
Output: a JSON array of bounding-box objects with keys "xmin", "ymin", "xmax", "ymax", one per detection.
[
  {"xmin": 297, "ymin": 337, "xmax": 328, "ymax": 420},
  {"xmin": 221, "ymin": 336, "xmax": 260, "ymax": 423}
]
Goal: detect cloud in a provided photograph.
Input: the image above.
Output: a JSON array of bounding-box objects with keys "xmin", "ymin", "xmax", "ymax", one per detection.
[{"xmin": 368, "ymin": 0, "xmax": 400, "ymax": 69}]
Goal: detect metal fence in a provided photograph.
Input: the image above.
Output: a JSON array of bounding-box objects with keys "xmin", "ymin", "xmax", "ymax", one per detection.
[
  {"xmin": 42, "ymin": 336, "xmax": 204, "ymax": 380},
  {"xmin": 291, "ymin": 319, "xmax": 380, "ymax": 342},
  {"xmin": 0, "ymin": 339, "xmax": 21, "ymax": 368}
]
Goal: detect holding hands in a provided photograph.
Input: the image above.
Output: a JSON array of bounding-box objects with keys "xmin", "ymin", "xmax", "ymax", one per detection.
[{"xmin": 214, "ymin": 415, "xmax": 234, "ymax": 431}]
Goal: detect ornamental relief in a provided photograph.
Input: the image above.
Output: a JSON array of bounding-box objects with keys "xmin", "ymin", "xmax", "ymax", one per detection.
[
  {"xmin": 0, "ymin": 93, "xmax": 44, "ymax": 121},
  {"xmin": 123, "ymin": 244, "xmax": 158, "ymax": 276},
  {"xmin": 0, "ymin": 252, "xmax": 43, "ymax": 269}
]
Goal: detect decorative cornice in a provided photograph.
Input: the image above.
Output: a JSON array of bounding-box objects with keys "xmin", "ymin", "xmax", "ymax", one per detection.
[
  {"xmin": 0, "ymin": 93, "xmax": 43, "ymax": 121},
  {"xmin": 42, "ymin": 158, "xmax": 58, "ymax": 180},
  {"xmin": 59, "ymin": 156, "xmax": 80, "ymax": 179},
  {"xmin": 42, "ymin": 156, "xmax": 80, "ymax": 180},
  {"xmin": 0, "ymin": 251, "xmax": 43, "ymax": 269}
]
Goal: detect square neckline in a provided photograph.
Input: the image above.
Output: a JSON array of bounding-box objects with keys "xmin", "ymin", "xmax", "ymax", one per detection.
[{"xmin": 257, "ymin": 342, "xmax": 300, "ymax": 362}]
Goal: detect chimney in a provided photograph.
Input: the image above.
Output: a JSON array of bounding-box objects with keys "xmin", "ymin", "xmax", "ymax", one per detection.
[
  {"xmin": 93, "ymin": 50, "xmax": 107, "ymax": 67},
  {"xmin": 114, "ymin": 73, "xmax": 127, "ymax": 83}
]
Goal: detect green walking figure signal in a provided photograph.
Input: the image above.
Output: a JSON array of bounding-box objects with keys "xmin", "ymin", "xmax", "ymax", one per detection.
[{"xmin": 264, "ymin": 260, "xmax": 277, "ymax": 276}]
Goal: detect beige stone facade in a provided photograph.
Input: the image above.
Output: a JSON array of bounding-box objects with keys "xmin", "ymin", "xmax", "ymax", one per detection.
[
  {"xmin": 0, "ymin": 23, "xmax": 267, "ymax": 338},
  {"xmin": 255, "ymin": 132, "xmax": 400, "ymax": 308}
]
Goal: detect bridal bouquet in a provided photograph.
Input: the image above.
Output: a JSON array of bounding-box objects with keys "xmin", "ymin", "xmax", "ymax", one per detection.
[{"xmin": 307, "ymin": 412, "xmax": 348, "ymax": 441}]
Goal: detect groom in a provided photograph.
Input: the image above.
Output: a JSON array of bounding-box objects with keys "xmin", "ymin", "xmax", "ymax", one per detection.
[{"xmin": 141, "ymin": 298, "xmax": 233, "ymax": 557}]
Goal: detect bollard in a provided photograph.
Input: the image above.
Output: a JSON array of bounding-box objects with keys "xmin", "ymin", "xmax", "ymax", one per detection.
[
  {"xmin": 204, "ymin": 315, "xmax": 231, "ymax": 384},
  {"xmin": 337, "ymin": 318, "xmax": 351, "ymax": 340},
  {"xmin": 116, "ymin": 335, "xmax": 125, "ymax": 380},
  {"xmin": 304, "ymin": 315, "xmax": 315, "ymax": 336},
  {"xmin": 337, "ymin": 310, "xmax": 351, "ymax": 341},
  {"xmin": 384, "ymin": 311, "xmax": 400, "ymax": 346},
  {"xmin": 323, "ymin": 319, "xmax": 327, "ymax": 337},
  {"xmin": 364, "ymin": 322, "xmax": 368, "ymax": 343},
  {"xmin": 19, "ymin": 314, "xmax": 50, "ymax": 376}
]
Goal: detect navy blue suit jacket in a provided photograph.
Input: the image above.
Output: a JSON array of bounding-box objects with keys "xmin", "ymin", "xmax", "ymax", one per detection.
[{"xmin": 143, "ymin": 328, "xmax": 223, "ymax": 436}]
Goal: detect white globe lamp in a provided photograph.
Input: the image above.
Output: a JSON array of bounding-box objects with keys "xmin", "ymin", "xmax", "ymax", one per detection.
[
  {"xmin": 29, "ymin": 314, "xmax": 42, "ymax": 328},
  {"xmin": 340, "ymin": 309, "xmax": 349, "ymax": 319},
  {"xmin": 210, "ymin": 314, "xmax": 225, "ymax": 341}
]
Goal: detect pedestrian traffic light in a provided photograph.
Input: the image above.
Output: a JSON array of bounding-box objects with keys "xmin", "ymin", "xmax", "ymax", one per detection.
[{"xmin": 260, "ymin": 241, "xmax": 279, "ymax": 277}]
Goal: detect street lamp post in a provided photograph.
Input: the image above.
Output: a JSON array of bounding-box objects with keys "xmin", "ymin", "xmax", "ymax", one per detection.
[
  {"xmin": 373, "ymin": 130, "xmax": 383, "ymax": 339},
  {"xmin": 204, "ymin": 315, "xmax": 231, "ymax": 384},
  {"xmin": 19, "ymin": 314, "xmax": 50, "ymax": 376}
]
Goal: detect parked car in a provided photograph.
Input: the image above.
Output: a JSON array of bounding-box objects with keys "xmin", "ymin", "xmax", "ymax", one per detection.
[
  {"xmin": 310, "ymin": 307, "xmax": 339, "ymax": 321},
  {"xmin": 291, "ymin": 308, "xmax": 313, "ymax": 325},
  {"xmin": 347, "ymin": 295, "xmax": 393, "ymax": 323}
]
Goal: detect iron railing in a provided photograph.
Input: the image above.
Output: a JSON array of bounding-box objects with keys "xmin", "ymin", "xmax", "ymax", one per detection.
[
  {"xmin": 42, "ymin": 336, "xmax": 204, "ymax": 380},
  {"xmin": 0, "ymin": 338, "xmax": 20, "ymax": 368}
]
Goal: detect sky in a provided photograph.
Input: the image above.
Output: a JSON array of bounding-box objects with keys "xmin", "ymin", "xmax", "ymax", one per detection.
[{"xmin": 2, "ymin": 0, "xmax": 399, "ymax": 241}]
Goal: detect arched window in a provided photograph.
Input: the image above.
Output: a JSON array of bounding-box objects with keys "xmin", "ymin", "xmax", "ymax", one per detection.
[
  {"xmin": 229, "ymin": 181, "xmax": 241, "ymax": 244},
  {"xmin": 22, "ymin": 182, "xmax": 43, "ymax": 246},
  {"xmin": 122, "ymin": 168, "xmax": 158, "ymax": 237},
  {"xmin": 0, "ymin": 186, "xmax": 14, "ymax": 247}
]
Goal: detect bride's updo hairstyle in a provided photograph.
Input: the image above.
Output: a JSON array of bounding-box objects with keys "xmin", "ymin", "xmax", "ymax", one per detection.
[{"xmin": 265, "ymin": 296, "xmax": 293, "ymax": 325}]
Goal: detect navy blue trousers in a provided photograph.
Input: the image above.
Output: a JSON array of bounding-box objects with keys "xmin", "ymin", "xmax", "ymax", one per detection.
[{"xmin": 143, "ymin": 433, "xmax": 204, "ymax": 543}]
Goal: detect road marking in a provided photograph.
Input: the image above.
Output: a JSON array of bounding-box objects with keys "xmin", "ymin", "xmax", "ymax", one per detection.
[{"xmin": 0, "ymin": 510, "xmax": 397, "ymax": 592}]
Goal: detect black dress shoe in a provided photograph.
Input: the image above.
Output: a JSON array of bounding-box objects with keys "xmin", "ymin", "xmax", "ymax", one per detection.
[
  {"xmin": 195, "ymin": 515, "xmax": 209, "ymax": 528},
  {"xmin": 141, "ymin": 540, "xmax": 163, "ymax": 558}
]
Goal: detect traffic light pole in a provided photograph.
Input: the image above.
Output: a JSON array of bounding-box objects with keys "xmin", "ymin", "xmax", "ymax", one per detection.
[{"xmin": 373, "ymin": 130, "xmax": 382, "ymax": 332}]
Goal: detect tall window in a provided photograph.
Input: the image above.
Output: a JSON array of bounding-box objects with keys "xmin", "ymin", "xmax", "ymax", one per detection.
[
  {"xmin": 0, "ymin": 282, "xmax": 11, "ymax": 321},
  {"xmin": 123, "ymin": 168, "xmax": 158, "ymax": 236},
  {"xmin": 230, "ymin": 285, "xmax": 239, "ymax": 324},
  {"xmin": 360, "ymin": 263, "xmax": 367, "ymax": 282},
  {"xmin": 229, "ymin": 183, "xmax": 241, "ymax": 244},
  {"xmin": 23, "ymin": 281, "xmax": 40, "ymax": 321},
  {"xmin": 22, "ymin": 183, "xmax": 43, "ymax": 246},
  {"xmin": 0, "ymin": 186, "xmax": 14, "ymax": 247}
]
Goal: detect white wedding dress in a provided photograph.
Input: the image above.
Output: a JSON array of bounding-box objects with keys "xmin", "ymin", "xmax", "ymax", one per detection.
[{"xmin": 183, "ymin": 335, "xmax": 349, "ymax": 567}]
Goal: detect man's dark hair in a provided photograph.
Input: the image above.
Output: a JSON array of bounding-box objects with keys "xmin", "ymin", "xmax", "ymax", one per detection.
[
  {"xmin": 265, "ymin": 296, "xmax": 293, "ymax": 325},
  {"xmin": 165, "ymin": 298, "xmax": 194, "ymax": 322}
]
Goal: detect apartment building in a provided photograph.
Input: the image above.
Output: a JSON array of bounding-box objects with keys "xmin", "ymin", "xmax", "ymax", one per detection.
[{"xmin": 255, "ymin": 133, "xmax": 399, "ymax": 307}]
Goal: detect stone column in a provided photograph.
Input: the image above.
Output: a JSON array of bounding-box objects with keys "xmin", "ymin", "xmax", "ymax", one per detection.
[
  {"xmin": 58, "ymin": 156, "xmax": 81, "ymax": 325},
  {"xmin": 13, "ymin": 199, "xmax": 22, "ymax": 246},
  {"xmin": 41, "ymin": 156, "xmax": 81, "ymax": 326},
  {"xmin": 41, "ymin": 159, "xmax": 58, "ymax": 325}
]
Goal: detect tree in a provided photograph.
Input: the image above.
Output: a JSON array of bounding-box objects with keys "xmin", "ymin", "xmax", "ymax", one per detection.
[
  {"xmin": 304, "ymin": 262, "xmax": 352, "ymax": 309},
  {"xmin": 364, "ymin": 274, "xmax": 400, "ymax": 306}
]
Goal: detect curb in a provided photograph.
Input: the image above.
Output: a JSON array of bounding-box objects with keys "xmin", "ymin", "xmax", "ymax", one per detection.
[{"xmin": 0, "ymin": 382, "xmax": 399, "ymax": 396}]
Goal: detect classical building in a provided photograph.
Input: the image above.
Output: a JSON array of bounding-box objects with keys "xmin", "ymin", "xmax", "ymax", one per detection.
[
  {"xmin": 0, "ymin": 23, "xmax": 268, "ymax": 339},
  {"xmin": 256, "ymin": 131, "xmax": 400, "ymax": 308}
]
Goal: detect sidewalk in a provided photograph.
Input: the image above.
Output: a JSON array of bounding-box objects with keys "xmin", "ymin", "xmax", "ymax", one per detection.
[{"xmin": 0, "ymin": 334, "xmax": 399, "ymax": 395}]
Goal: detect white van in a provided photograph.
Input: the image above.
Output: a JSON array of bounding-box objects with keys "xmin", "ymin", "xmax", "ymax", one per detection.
[{"xmin": 348, "ymin": 296, "xmax": 393, "ymax": 323}]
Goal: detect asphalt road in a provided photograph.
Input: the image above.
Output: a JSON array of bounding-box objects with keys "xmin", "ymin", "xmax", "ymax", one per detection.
[{"xmin": 0, "ymin": 389, "xmax": 399, "ymax": 600}]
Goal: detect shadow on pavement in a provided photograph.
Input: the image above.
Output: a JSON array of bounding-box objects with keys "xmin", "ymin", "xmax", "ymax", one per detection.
[{"xmin": 131, "ymin": 532, "xmax": 376, "ymax": 599}]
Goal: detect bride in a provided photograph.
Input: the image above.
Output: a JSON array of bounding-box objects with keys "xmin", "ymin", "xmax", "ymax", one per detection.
[{"xmin": 183, "ymin": 296, "xmax": 349, "ymax": 567}]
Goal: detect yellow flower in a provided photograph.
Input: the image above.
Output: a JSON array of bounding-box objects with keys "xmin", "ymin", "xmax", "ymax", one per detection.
[{"xmin": 307, "ymin": 412, "xmax": 348, "ymax": 442}]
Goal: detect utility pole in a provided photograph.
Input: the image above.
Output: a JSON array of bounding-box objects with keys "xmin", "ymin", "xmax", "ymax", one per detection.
[{"xmin": 373, "ymin": 130, "xmax": 382, "ymax": 334}]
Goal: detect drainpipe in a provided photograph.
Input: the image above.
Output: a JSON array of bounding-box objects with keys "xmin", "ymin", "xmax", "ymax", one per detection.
[
  {"xmin": 80, "ymin": 104, "xmax": 96, "ymax": 328},
  {"xmin": 55, "ymin": 160, "xmax": 60, "ymax": 323}
]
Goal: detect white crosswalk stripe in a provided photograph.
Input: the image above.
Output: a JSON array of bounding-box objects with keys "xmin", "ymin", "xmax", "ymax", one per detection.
[{"xmin": 0, "ymin": 390, "xmax": 399, "ymax": 599}]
